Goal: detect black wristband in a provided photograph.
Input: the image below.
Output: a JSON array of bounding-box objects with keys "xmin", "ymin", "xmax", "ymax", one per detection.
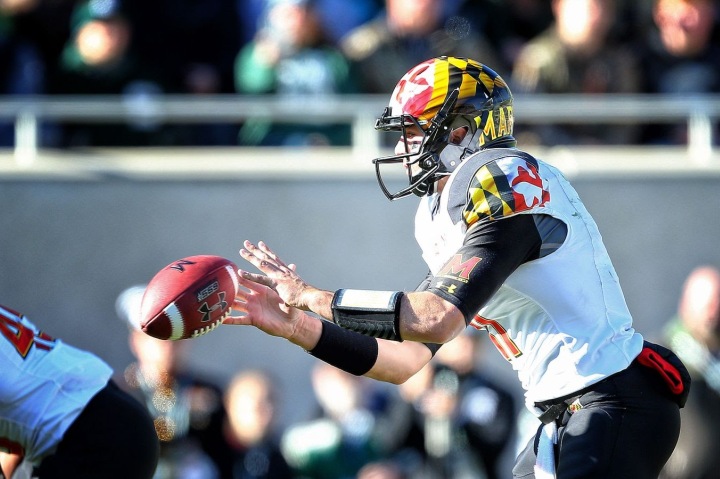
[
  {"xmin": 308, "ymin": 320, "xmax": 379, "ymax": 376},
  {"xmin": 331, "ymin": 289, "xmax": 404, "ymax": 342}
]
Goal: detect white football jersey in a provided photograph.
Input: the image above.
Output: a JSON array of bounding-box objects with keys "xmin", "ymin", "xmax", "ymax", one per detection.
[
  {"xmin": 415, "ymin": 148, "xmax": 643, "ymax": 408},
  {"xmin": 0, "ymin": 305, "xmax": 112, "ymax": 465}
]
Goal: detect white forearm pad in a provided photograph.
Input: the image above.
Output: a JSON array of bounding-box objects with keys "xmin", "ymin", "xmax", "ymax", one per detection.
[{"xmin": 331, "ymin": 289, "xmax": 404, "ymax": 342}]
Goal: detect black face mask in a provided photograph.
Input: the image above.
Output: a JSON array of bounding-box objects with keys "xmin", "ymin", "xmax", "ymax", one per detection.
[{"xmin": 372, "ymin": 90, "xmax": 460, "ymax": 201}]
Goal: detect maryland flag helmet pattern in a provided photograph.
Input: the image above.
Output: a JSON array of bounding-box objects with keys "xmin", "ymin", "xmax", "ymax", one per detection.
[{"xmin": 373, "ymin": 57, "xmax": 516, "ymax": 200}]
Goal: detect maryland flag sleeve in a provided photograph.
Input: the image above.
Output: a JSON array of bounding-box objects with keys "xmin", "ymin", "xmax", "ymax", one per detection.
[{"xmin": 463, "ymin": 157, "xmax": 550, "ymax": 225}]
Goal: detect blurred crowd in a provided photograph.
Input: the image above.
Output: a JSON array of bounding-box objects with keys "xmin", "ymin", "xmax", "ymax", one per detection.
[{"xmin": 0, "ymin": 0, "xmax": 719, "ymax": 148}]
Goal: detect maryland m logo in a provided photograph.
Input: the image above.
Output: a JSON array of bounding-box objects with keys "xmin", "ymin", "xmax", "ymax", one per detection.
[{"xmin": 437, "ymin": 254, "xmax": 482, "ymax": 283}]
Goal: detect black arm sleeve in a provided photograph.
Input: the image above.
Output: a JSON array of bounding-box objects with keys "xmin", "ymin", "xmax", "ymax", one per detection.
[
  {"xmin": 427, "ymin": 214, "xmax": 542, "ymax": 323},
  {"xmin": 309, "ymin": 320, "xmax": 379, "ymax": 376}
]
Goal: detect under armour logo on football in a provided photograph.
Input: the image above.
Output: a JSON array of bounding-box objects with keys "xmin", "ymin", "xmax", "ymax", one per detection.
[{"xmin": 198, "ymin": 292, "xmax": 227, "ymax": 322}]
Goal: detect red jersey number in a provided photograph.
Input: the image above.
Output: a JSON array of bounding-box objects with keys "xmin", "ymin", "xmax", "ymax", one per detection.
[
  {"xmin": 471, "ymin": 315, "xmax": 522, "ymax": 361},
  {"xmin": 0, "ymin": 307, "xmax": 55, "ymax": 358}
]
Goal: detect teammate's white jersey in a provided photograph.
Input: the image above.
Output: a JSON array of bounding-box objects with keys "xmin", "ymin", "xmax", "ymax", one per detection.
[
  {"xmin": 415, "ymin": 148, "xmax": 643, "ymax": 408},
  {"xmin": 0, "ymin": 304, "xmax": 112, "ymax": 465}
]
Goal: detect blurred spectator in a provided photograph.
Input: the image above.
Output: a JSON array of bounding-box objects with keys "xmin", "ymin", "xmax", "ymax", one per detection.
[
  {"xmin": 511, "ymin": 0, "xmax": 643, "ymax": 145},
  {"xmin": 122, "ymin": 0, "xmax": 241, "ymax": 145},
  {"xmin": 128, "ymin": 0, "xmax": 240, "ymax": 95},
  {"xmin": 116, "ymin": 285, "xmax": 229, "ymax": 479},
  {"xmin": 313, "ymin": 0, "xmax": 380, "ymax": 45},
  {"xmin": 217, "ymin": 369, "xmax": 294, "ymax": 478},
  {"xmin": 372, "ymin": 334, "xmax": 516, "ymax": 479},
  {"xmin": 660, "ymin": 265, "xmax": 720, "ymax": 479},
  {"xmin": 339, "ymin": 0, "xmax": 501, "ymax": 95},
  {"xmin": 235, "ymin": 0, "xmax": 268, "ymax": 44},
  {"xmin": 429, "ymin": 332, "xmax": 516, "ymax": 479},
  {"xmin": 280, "ymin": 361, "xmax": 392, "ymax": 479},
  {"xmin": 0, "ymin": 0, "xmax": 55, "ymax": 145},
  {"xmin": 356, "ymin": 459, "xmax": 408, "ymax": 479},
  {"xmin": 479, "ymin": 0, "xmax": 555, "ymax": 72},
  {"xmin": 235, "ymin": 0, "xmax": 380, "ymax": 47},
  {"xmin": 637, "ymin": 0, "xmax": 720, "ymax": 145},
  {"xmin": 0, "ymin": 0, "xmax": 76, "ymax": 91},
  {"xmin": 50, "ymin": 0, "xmax": 172, "ymax": 147},
  {"xmin": 377, "ymin": 362, "xmax": 434, "ymax": 479},
  {"xmin": 234, "ymin": 0, "xmax": 356, "ymax": 146}
]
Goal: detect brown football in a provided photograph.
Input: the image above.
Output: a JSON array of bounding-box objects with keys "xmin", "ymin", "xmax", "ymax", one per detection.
[{"xmin": 140, "ymin": 255, "xmax": 238, "ymax": 340}]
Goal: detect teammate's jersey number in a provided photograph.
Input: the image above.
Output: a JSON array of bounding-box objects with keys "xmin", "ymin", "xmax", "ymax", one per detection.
[
  {"xmin": 471, "ymin": 315, "xmax": 522, "ymax": 361},
  {"xmin": 0, "ymin": 307, "xmax": 55, "ymax": 358}
]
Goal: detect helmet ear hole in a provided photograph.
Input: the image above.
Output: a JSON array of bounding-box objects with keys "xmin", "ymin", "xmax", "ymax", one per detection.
[{"xmin": 449, "ymin": 126, "xmax": 469, "ymax": 145}]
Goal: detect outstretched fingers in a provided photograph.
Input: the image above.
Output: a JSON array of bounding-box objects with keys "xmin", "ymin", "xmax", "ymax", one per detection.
[
  {"xmin": 223, "ymin": 309, "xmax": 249, "ymax": 325},
  {"xmin": 238, "ymin": 269, "xmax": 276, "ymax": 290},
  {"xmin": 224, "ymin": 273, "xmax": 267, "ymax": 325},
  {"xmin": 238, "ymin": 240, "xmax": 311, "ymax": 310},
  {"xmin": 257, "ymin": 241, "xmax": 284, "ymax": 265},
  {"xmin": 240, "ymin": 240, "xmax": 290, "ymax": 275}
]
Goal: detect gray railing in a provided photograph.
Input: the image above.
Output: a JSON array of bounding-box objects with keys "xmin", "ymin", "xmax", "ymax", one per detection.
[{"xmin": 1, "ymin": 93, "xmax": 719, "ymax": 165}]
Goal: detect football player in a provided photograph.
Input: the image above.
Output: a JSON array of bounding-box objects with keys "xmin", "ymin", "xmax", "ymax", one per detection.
[
  {"xmin": 227, "ymin": 56, "xmax": 689, "ymax": 478},
  {"xmin": 0, "ymin": 304, "xmax": 159, "ymax": 478}
]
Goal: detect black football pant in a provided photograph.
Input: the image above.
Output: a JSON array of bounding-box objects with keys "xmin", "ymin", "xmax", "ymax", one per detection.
[
  {"xmin": 34, "ymin": 380, "xmax": 159, "ymax": 479},
  {"xmin": 513, "ymin": 359, "xmax": 681, "ymax": 479}
]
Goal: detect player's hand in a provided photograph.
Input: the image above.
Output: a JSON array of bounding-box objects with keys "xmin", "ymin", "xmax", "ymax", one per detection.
[
  {"xmin": 238, "ymin": 240, "xmax": 315, "ymax": 311},
  {"xmin": 224, "ymin": 271, "xmax": 305, "ymax": 340}
]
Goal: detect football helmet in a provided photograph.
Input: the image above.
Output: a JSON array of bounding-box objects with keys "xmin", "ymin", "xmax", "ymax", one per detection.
[{"xmin": 373, "ymin": 57, "xmax": 516, "ymax": 200}]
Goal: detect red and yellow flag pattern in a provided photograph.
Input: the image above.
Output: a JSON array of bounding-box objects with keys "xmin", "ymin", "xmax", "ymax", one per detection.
[{"xmin": 463, "ymin": 157, "xmax": 550, "ymax": 225}]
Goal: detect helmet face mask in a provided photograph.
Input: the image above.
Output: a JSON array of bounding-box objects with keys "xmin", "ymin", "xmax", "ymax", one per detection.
[
  {"xmin": 373, "ymin": 98, "xmax": 453, "ymax": 200},
  {"xmin": 372, "ymin": 56, "xmax": 516, "ymax": 201}
]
